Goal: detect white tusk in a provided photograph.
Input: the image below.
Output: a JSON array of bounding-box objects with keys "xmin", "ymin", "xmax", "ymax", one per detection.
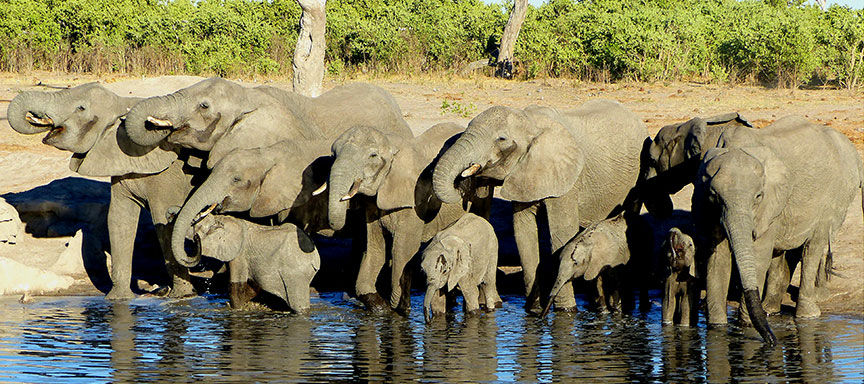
[
  {"xmin": 312, "ymin": 182, "xmax": 327, "ymax": 196},
  {"xmin": 460, "ymin": 163, "xmax": 482, "ymax": 177},
  {"xmin": 25, "ymin": 112, "xmax": 53, "ymax": 126},
  {"xmin": 340, "ymin": 179, "xmax": 362, "ymax": 202},
  {"xmin": 194, "ymin": 203, "xmax": 219, "ymax": 223},
  {"xmin": 146, "ymin": 116, "xmax": 173, "ymax": 127},
  {"xmin": 339, "ymin": 193, "xmax": 353, "ymax": 202}
]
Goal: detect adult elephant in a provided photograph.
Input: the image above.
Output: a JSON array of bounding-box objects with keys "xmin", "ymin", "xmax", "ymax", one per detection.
[
  {"xmin": 328, "ymin": 123, "xmax": 494, "ymax": 313},
  {"xmin": 6, "ymin": 83, "xmax": 202, "ymax": 299},
  {"xmin": 432, "ymin": 101, "xmax": 647, "ymax": 312},
  {"xmin": 691, "ymin": 116, "xmax": 863, "ymax": 344},
  {"xmin": 123, "ymin": 77, "xmax": 411, "ymax": 168}
]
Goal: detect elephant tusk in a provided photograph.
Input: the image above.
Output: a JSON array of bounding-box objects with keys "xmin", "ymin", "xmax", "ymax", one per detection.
[
  {"xmin": 146, "ymin": 116, "xmax": 173, "ymax": 128},
  {"xmin": 460, "ymin": 163, "xmax": 482, "ymax": 178},
  {"xmin": 312, "ymin": 182, "xmax": 327, "ymax": 196},
  {"xmin": 25, "ymin": 112, "xmax": 53, "ymax": 126},
  {"xmin": 340, "ymin": 178, "xmax": 362, "ymax": 202},
  {"xmin": 192, "ymin": 203, "xmax": 219, "ymax": 224}
]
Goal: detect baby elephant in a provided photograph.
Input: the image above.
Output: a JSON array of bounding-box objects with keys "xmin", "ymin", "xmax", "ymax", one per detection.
[
  {"xmin": 661, "ymin": 228, "xmax": 699, "ymax": 326},
  {"xmin": 421, "ymin": 213, "xmax": 501, "ymax": 323},
  {"xmin": 191, "ymin": 213, "xmax": 320, "ymax": 313}
]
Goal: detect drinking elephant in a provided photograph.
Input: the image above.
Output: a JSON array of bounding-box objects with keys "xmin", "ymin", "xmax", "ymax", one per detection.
[
  {"xmin": 661, "ymin": 228, "xmax": 699, "ymax": 327},
  {"xmin": 328, "ymin": 123, "xmax": 493, "ymax": 313},
  {"xmin": 123, "ymin": 78, "xmax": 411, "ymax": 168},
  {"xmin": 421, "ymin": 213, "xmax": 501, "ymax": 323},
  {"xmin": 169, "ymin": 140, "xmax": 333, "ymax": 269},
  {"xmin": 432, "ymin": 101, "xmax": 647, "ymax": 312},
  {"xmin": 191, "ymin": 214, "xmax": 319, "ymax": 312},
  {"xmin": 691, "ymin": 116, "xmax": 864, "ymax": 344},
  {"xmin": 6, "ymin": 83, "xmax": 201, "ymax": 299}
]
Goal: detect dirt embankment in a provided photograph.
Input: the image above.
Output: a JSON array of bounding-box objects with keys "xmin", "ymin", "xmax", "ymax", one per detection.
[{"xmin": 0, "ymin": 72, "xmax": 861, "ymax": 313}]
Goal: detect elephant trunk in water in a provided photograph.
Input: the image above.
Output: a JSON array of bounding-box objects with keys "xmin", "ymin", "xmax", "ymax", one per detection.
[
  {"xmin": 327, "ymin": 155, "xmax": 360, "ymax": 231},
  {"xmin": 124, "ymin": 93, "xmax": 181, "ymax": 147},
  {"xmin": 170, "ymin": 183, "xmax": 223, "ymax": 268},
  {"xmin": 423, "ymin": 286, "xmax": 436, "ymax": 323},
  {"xmin": 7, "ymin": 91, "xmax": 57, "ymax": 135},
  {"xmin": 432, "ymin": 130, "xmax": 484, "ymax": 204},
  {"xmin": 540, "ymin": 258, "xmax": 575, "ymax": 317},
  {"xmin": 722, "ymin": 206, "xmax": 776, "ymax": 345}
]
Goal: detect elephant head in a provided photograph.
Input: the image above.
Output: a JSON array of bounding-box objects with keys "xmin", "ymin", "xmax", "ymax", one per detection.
[
  {"xmin": 692, "ymin": 147, "xmax": 789, "ymax": 344},
  {"xmin": 542, "ymin": 212, "xmax": 629, "ymax": 316},
  {"xmin": 190, "ymin": 214, "xmax": 245, "ymax": 264},
  {"xmin": 638, "ymin": 113, "xmax": 751, "ymax": 216},
  {"xmin": 170, "ymin": 140, "xmax": 331, "ymax": 267},
  {"xmin": 433, "ymin": 106, "xmax": 583, "ymax": 204},
  {"xmin": 7, "ymin": 83, "xmax": 177, "ymax": 176},
  {"xmin": 664, "ymin": 228, "xmax": 697, "ymax": 279},
  {"xmin": 421, "ymin": 235, "xmax": 470, "ymax": 323}
]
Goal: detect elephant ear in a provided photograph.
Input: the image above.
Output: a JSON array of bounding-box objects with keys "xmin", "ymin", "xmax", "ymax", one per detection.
[
  {"xmin": 739, "ymin": 146, "xmax": 790, "ymax": 237},
  {"xmin": 442, "ymin": 236, "xmax": 470, "ymax": 292},
  {"xmin": 73, "ymin": 120, "xmax": 177, "ymax": 177},
  {"xmin": 377, "ymin": 143, "xmax": 424, "ymax": 211},
  {"xmin": 250, "ymin": 141, "xmax": 332, "ymax": 218},
  {"xmin": 499, "ymin": 108, "xmax": 584, "ymax": 202},
  {"xmin": 584, "ymin": 222, "xmax": 629, "ymax": 281},
  {"xmin": 682, "ymin": 117, "xmax": 709, "ymax": 161}
]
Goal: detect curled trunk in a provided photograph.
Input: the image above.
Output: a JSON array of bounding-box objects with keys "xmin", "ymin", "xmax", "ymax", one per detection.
[
  {"xmin": 722, "ymin": 208, "xmax": 776, "ymax": 344},
  {"xmin": 432, "ymin": 131, "xmax": 481, "ymax": 204},
  {"xmin": 7, "ymin": 92, "xmax": 54, "ymax": 134},
  {"xmin": 327, "ymin": 156, "xmax": 357, "ymax": 231},
  {"xmin": 170, "ymin": 186, "xmax": 218, "ymax": 268},
  {"xmin": 123, "ymin": 94, "xmax": 178, "ymax": 147}
]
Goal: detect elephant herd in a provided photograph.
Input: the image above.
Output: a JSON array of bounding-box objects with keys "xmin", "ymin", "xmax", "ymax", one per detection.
[{"xmin": 7, "ymin": 78, "xmax": 862, "ymax": 345}]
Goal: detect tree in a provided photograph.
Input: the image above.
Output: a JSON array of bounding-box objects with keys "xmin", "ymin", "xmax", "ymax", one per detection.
[
  {"xmin": 496, "ymin": 0, "xmax": 528, "ymax": 79},
  {"xmin": 293, "ymin": 0, "xmax": 326, "ymax": 97}
]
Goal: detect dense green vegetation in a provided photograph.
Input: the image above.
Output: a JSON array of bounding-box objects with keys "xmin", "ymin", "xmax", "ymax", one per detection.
[{"xmin": 0, "ymin": 0, "xmax": 861, "ymax": 87}]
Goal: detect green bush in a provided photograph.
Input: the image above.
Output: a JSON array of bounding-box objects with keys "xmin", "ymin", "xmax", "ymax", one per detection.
[{"xmin": 0, "ymin": 0, "xmax": 860, "ymax": 88}]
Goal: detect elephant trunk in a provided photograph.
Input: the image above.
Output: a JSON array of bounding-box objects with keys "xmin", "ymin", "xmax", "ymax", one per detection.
[
  {"xmin": 540, "ymin": 259, "xmax": 575, "ymax": 317},
  {"xmin": 433, "ymin": 130, "xmax": 483, "ymax": 204},
  {"xmin": 170, "ymin": 185, "xmax": 222, "ymax": 268},
  {"xmin": 423, "ymin": 286, "xmax": 436, "ymax": 324},
  {"xmin": 722, "ymin": 207, "xmax": 776, "ymax": 345},
  {"xmin": 124, "ymin": 93, "xmax": 180, "ymax": 147},
  {"xmin": 327, "ymin": 155, "xmax": 359, "ymax": 231},
  {"xmin": 7, "ymin": 91, "xmax": 55, "ymax": 134}
]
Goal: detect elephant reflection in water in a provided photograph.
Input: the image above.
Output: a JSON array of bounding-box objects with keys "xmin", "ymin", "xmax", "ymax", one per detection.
[
  {"xmin": 421, "ymin": 316, "xmax": 498, "ymax": 382},
  {"xmin": 109, "ymin": 303, "xmax": 142, "ymax": 382},
  {"xmin": 659, "ymin": 326, "xmax": 702, "ymax": 382},
  {"xmin": 223, "ymin": 314, "xmax": 315, "ymax": 378},
  {"xmin": 351, "ymin": 317, "xmax": 418, "ymax": 381}
]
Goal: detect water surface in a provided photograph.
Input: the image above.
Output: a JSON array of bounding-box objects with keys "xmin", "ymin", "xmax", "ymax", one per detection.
[{"xmin": 0, "ymin": 294, "xmax": 861, "ymax": 383}]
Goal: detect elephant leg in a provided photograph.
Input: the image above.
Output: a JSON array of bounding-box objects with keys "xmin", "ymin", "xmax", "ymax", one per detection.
[
  {"xmin": 686, "ymin": 281, "xmax": 699, "ymax": 327},
  {"xmin": 706, "ymin": 240, "xmax": 732, "ymax": 326},
  {"xmin": 229, "ymin": 258, "xmax": 255, "ymax": 309},
  {"xmin": 593, "ymin": 277, "xmax": 609, "ymax": 313},
  {"xmin": 797, "ymin": 232, "xmax": 828, "ymax": 319},
  {"xmin": 389, "ymin": 213, "xmax": 423, "ymax": 314},
  {"xmin": 461, "ymin": 284, "xmax": 482, "ymax": 316},
  {"xmin": 679, "ymin": 285, "xmax": 692, "ymax": 327},
  {"xmin": 662, "ymin": 277, "xmax": 677, "ymax": 325},
  {"xmin": 356, "ymin": 219, "xmax": 388, "ymax": 312},
  {"xmin": 153, "ymin": 223, "xmax": 196, "ymax": 298},
  {"xmin": 485, "ymin": 258, "xmax": 503, "ymax": 309},
  {"xmin": 513, "ymin": 202, "xmax": 542, "ymax": 312},
  {"xmin": 544, "ymin": 197, "xmax": 581, "ymax": 311},
  {"xmin": 763, "ymin": 252, "xmax": 792, "ymax": 315},
  {"xmin": 105, "ymin": 182, "xmax": 141, "ymax": 300}
]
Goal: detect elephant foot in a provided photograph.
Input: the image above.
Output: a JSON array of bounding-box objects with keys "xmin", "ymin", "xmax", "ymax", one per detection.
[
  {"xmin": 465, "ymin": 308, "xmax": 483, "ymax": 318},
  {"xmin": 393, "ymin": 303, "xmax": 411, "ymax": 317},
  {"xmin": 169, "ymin": 279, "xmax": 197, "ymax": 299},
  {"xmin": 524, "ymin": 300, "xmax": 542, "ymax": 316},
  {"xmin": 706, "ymin": 322, "xmax": 727, "ymax": 330},
  {"xmin": 493, "ymin": 299, "xmax": 503, "ymax": 309},
  {"xmin": 554, "ymin": 305, "xmax": 579, "ymax": 313},
  {"xmin": 229, "ymin": 282, "xmax": 258, "ymax": 309},
  {"xmin": 795, "ymin": 299, "xmax": 821, "ymax": 319},
  {"xmin": 358, "ymin": 293, "xmax": 390, "ymax": 313},
  {"xmin": 105, "ymin": 287, "xmax": 135, "ymax": 301},
  {"xmin": 763, "ymin": 300, "xmax": 782, "ymax": 316}
]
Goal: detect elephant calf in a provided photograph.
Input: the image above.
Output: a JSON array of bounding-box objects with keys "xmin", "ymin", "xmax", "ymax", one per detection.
[
  {"xmin": 661, "ymin": 228, "xmax": 700, "ymax": 326},
  {"xmin": 191, "ymin": 214, "xmax": 320, "ymax": 313},
  {"xmin": 421, "ymin": 213, "xmax": 501, "ymax": 323}
]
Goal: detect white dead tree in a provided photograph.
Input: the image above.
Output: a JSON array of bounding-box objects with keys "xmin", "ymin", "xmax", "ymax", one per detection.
[
  {"xmin": 496, "ymin": 0, "xmax": 528, "ymax": 79},
  {"xmin": 814, "ymin": 0, "xmax": 826, "ymax": 10},
  {"xmin": 293, "ymin": 0, "xmax": 327, "ymax": 97}
]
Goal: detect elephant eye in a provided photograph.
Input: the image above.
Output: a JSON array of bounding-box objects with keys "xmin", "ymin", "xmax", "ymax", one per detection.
[
  {"xmin": 200, "ymin": 102, "xmax": 210, "ymax": 109},
  {"xmin": 755, "ymin": 192, "xmax": 763, "ymax": 200},
  {"xmin": 369, "ymin": 152, "xmax": 378, "ymax": 158},
  {"xmin": 497, "ymin": 136, "xmax": 507, "ymax": 142},
  {"xmin": 77, "ymin": 105, "xmax": 86, "ymax": 111},
  {"xmin": 232, "ymin": 176, "xmax": 241, "ymax": 183}
]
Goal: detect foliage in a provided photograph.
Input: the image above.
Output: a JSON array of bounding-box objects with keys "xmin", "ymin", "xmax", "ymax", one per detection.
[
  {"xmin": 0, "ymin": 0, "xmax": 861, "ymax": 88},
  {"xmin": 440, "ymin": 99, "xmax": 477, "ymax": 118}
]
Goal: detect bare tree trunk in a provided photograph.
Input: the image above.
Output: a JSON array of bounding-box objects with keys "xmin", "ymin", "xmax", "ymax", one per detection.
[
  {"xmin": 496, "ymin": 0, "xmax": 528, "ymax": 79},
  {"xmin": 293, "ymin": 0, "xmax": 327, "ymax": 97}
]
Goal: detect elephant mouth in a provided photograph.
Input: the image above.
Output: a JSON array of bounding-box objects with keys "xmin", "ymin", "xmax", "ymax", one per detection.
[
  {"xmin": 42, "ymin": 126, "xmax": 65, "ymax": 143},
  {"xmin": 191, "ymin": 202, "xmax": 222, "ymax": 227},
  {"xmin": 26, "ymin": 112, "xmax": 54, "ymax": 127}
]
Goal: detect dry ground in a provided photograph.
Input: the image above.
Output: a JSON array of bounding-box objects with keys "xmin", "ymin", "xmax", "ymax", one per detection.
[{"xmin": 0, "ymin": 72, "xmax": 861, "ymax": 314}]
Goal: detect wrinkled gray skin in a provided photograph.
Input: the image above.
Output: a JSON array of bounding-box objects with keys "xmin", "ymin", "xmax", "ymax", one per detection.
[
  {"xmin": 691, "ymin": 116, "xmax": 864, "ymax": 344},
  {"xmin": 191, "ymin": 214, "xmax": 319, "ymax": 312},
  {"xmin": 421, "ymin": 213, "xmax": 501, "ymax": 323},
  {"xmin": 6, "ymin": 83, "xmax": 199, "ymax": 300},
  {"xmin": 433, "ymin": 101, "xmax": 646, "ymax": 312},
  {"xmin": 543, "ymin": 212, "xmax": 634, "ymax": 316},
  {"xmin": 328, "ymin": 123, "xmax": 493, "ymax": 314},
  {"xmin": 124, "ymin": 77, "xmax": 411, "ymax": 168},
  {"xmin": 661, "ymin": 228, "xmax": 699, "ymax": 326},
  {"xmin": 170, "ymin": 140, "xmax": 333, "ymax": 268}
]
